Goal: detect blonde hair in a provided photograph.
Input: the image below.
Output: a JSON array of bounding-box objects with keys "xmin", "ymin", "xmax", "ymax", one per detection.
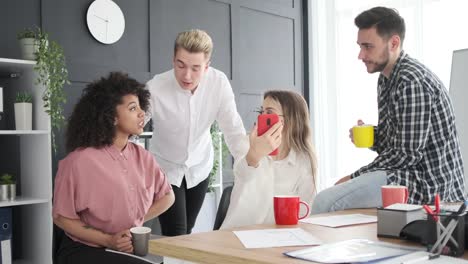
[
  {"xmin": 264, "ymin": 90, "xmax": 318, "ymax": 192},
  {"xmin": 174, "ymin": 29, "xmax": 213, "ymax": 59}
]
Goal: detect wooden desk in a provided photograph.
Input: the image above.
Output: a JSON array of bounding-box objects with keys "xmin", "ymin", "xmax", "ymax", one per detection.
[{"xmin": 149, "ymin": 209, "xmax": 467, "ymax": 263}]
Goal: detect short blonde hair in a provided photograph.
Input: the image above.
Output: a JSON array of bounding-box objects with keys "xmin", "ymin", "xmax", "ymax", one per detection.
[{"xmin": 174, "ymin": 29, "xmax": 213, "ymax": 59}]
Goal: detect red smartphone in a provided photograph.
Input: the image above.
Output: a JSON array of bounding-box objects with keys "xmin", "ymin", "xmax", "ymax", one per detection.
[{"xmin": 257, "ymin": 114, "xmax": 279, "ymax": 156}]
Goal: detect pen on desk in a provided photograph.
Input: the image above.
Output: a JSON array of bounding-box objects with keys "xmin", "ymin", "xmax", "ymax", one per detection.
[
  {"xmin": 435, "ymin": 194, "xmax": 440, "ymax": 214},
  {"xmin": 400, "ymin": 254, "xmax": 440, "ymax": 264},
  {"xmin": 434, "ymin": 194, "xmax": 441, "ymax": 253}
]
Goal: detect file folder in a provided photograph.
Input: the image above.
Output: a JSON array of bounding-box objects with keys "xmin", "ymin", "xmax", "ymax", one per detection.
[{"xmin": 0, "ymin": 208, "xmax": 12, "ymax": 264}]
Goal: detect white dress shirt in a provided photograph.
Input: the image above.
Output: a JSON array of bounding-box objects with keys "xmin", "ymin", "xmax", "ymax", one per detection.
[
  {"xmin": 146, "ymin": 67, "xmax": 247, "ymax": 188},
  {"xmin": 220, "ymin": 144, "xmax": 316, "ymax": 229}
]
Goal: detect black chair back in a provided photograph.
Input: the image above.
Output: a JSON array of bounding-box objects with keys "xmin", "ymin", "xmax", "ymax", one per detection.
[
  {"xmin": 213, "ymin": 185, "xmax": 233, "ymax": 230},
  {"xmin": 52, "ymin": 224, "xmax": 65, "ymax": 264}
]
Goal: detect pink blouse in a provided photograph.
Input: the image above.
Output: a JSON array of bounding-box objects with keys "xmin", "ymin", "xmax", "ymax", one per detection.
[{"xmin": 52, "ymin": 143, "xmax": 172, "ymax": 247}]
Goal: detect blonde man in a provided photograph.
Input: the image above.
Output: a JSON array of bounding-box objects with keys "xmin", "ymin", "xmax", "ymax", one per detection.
[{"xmin": 146, "ymin": 29, "xmax": 247, "ymax": 236}]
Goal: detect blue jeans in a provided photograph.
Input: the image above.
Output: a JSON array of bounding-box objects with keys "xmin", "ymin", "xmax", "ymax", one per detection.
[{"xmin": 311, "ymin": 171, "xmax": 387, "ymax": 214}]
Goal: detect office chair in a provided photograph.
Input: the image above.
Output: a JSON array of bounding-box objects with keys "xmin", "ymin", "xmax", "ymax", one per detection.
[
  {"xmin": 52, "ymin": 224, "xmax": 65, "ymax": 264},
  {"xmin": 213, "ymin": 185, "xmax": 233, "ymax": 230}
]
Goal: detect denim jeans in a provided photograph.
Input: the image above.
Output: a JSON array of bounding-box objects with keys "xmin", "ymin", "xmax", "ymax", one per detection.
[{"xmin": 311, "ymin": 170, "xmax": 387, "ymax": 214}]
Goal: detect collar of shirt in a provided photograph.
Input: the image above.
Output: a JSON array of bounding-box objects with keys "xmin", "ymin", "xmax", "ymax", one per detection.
[
  {"xmin": 267, "ymin": 149, "xmax": 297, "ymax": 166},
  {"xmin": 105, "ymin": 144, "xmax": 130, "ymax": 160},
  {"xmin": 379, "ymin": 50, "xmax": 407, "ymax": 84}
]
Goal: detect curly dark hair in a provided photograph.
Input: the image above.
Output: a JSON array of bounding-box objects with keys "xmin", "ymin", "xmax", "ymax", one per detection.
[{"xmin": 66, "ymin": 72, "xmax": 150, "ymax": 153}]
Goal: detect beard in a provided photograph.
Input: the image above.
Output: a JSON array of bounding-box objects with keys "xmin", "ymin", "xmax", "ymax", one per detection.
[
  {"xmin": 365, "ymin": 47, "xmax": 390, "ymax": 73},
  {"xmin": 372, "ymin": 59, "xmax": 388, "ymax": 73}
]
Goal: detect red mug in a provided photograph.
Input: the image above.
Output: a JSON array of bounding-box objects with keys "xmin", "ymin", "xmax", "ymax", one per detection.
[
  {"xmin": 273, "ymin": 195, "xmax": 310, "ymax": 225},
  {"xmin": 381, "ymin": 185, "xmax": 408, "ymax": 208}
]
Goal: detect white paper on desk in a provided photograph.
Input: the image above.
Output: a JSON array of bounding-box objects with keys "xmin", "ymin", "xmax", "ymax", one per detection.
[
  {"xmin": 284, "ymin": 239, "xmax": 415, "ymax": 263},
  {"xmin": 385, "ymin": 203, "xmax": 423, "ymax": 211},
  {"xmin": 300, "ymin": 214, "xmax": 377, "ymax": 227},
  {"xmin": 233, "ymin": 228, "xmax": 321, "ymax": 249}
]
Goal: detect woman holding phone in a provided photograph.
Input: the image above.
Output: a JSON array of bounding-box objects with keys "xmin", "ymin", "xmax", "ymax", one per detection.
[{"xmin": 221, "ymin": 90, "xmax": 317, "ymax": 229}]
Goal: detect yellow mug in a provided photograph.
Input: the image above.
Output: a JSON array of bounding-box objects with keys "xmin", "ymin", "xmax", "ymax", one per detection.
[{"xmin": 352, "ymin": 125, "xmax": 374, "ymax": 148}]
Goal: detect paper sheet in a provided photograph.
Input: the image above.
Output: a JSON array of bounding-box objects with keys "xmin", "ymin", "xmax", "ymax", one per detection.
[
  {"xmin": 284, "ymin": 239, "xmax": 415, "ymax": 263},
  {"xmin": 440, "ymin": 203, "xmax": 468, "ymax": 213},
  {"xmin": 1, "ymin": 240, "xmax": 12, "ymax": 264},
  {"xmin": 384, "ymin": 203, "xmax": 423, "ymax": 211},
  {"xmin": 233, "ymin": 228, "xmax": 321, "ymax": 248},
  {"xmin": 300, "ymin": 214, "xmax": 377, "ymax": 227},
  {"xmin": 374, "ymin": 250, "xmax": 468, "ymax": 264}
]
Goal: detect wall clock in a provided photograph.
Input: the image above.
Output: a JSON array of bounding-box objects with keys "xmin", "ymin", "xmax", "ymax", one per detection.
[{"xmin": 86, "ymin": 0, "xmax": 125, "ymax": 44}]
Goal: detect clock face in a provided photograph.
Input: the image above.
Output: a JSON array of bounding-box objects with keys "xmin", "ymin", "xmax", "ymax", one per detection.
[{"xmin": 86, "ymin": 0, "xmax": 125, "ymax": 44}]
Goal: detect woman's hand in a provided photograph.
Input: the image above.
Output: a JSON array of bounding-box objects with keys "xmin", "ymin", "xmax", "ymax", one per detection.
[
  {"xmin": 334, "ymin": 175, "xmax": 351, "ymax": 185},
  {"xmin": 246, "ymin": 122, "xmax": 283, "ymax": 167},
  {"xmin": 107, "ymin": 229, "xmax": 133, "ymax": 253}
]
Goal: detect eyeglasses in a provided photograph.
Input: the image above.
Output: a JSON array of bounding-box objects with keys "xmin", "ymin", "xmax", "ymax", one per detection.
[{"xmin": 254, "ymin": 107, "xmax": 284, "ymax": 117}]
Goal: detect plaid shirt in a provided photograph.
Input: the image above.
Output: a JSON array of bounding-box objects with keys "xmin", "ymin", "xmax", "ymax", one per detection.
[{"xmin": 351, "ymin": 51, "xmax": 465, "ymax": 204}]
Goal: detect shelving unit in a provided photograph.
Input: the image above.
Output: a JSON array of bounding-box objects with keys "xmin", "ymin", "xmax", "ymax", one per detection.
[{"xmin": 0, "ymin": 58, "xmax": 52, "ymax": 264}]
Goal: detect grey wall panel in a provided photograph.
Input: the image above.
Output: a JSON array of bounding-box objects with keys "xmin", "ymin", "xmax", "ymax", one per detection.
[
  {"xmin": 240, "ymin": 0, "xmax": 296, "ymax": 16},
  {"xmin": 238, "ymin": 93, "xmax": 263, "ymax": 131},
  {"xmin": 52, "ymin": 81, "xmax": 87, "ymax": 178},
  {"xmin": 269, "ymin": 0, "xmax": 294, "ymax": 8},
  {"xmin": 1, "ymin": 0, "xmax": 306, "ymax": 184},
  {"xmin": 67, "ymin": 63, "xmax": 151, "ymax": 84},
  {"xmin": 0, "ymin": 0, "xmax": 41, "ymax": 59},
  {"xmin": 239, "ymin": 7, "xmax": 295, "ymax": 93},
  {"xmin": 234, "ymin": 0, "xmax": 303, "ymax": 133},
  {"xmin": 150, "ymin": 0, "xmax": 232, "ymax": 78},
  {"xmin": 42, "ymin": 0, "xmax": 150, "ymax": 83}
]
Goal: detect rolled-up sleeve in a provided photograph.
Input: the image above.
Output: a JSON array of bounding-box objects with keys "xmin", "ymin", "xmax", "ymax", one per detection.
[
  {"xmin": 52, "ymin": 159, "xmax": 81, "ymax": 220},
  {"xmin": 151, "ymin": 160, "xmax": 172, "ymax": 201}
]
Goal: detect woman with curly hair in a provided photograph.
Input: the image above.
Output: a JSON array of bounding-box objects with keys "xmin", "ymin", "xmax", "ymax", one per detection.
[{"xmin": 52, "ymin": 72, "xmax": 174, "ymax": 263}]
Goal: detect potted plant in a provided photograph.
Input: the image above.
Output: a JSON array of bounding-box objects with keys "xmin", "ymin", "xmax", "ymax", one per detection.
[
  {"xmin": 17, "ymin": 28, "xmax": 38, "ymax": 60},
  {"xmin": 207, "ymin": 122, "xmax": 228, "ymax": 192},
  {"xmin": 17, "ymin": 27, "xmax": 69, "ymax": 151},
  {"xmin": 0, "ymin": 173, "xmax": 16, "ymax": 201},
  {"xmin": 192, "ymin": 123, "xmax": 229, "ymax": 232},
  {"xmin": 14, "ymin": 91, "xmax": 33, "ymax": 130}
]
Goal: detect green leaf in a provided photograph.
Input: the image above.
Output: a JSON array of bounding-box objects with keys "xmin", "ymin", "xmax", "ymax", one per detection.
[
  {"xmin": 30, "ymin": 27, "xmax": 69, "ymax": 154},
  {"xmin": 15, "ymin": 91, "xmax": 33, "ymax": 103},
  {"xmin": 0, "ymin": 174, "xmax": 15, "ymax": 185},
  {"xmin": 207, "ymin": 122, "xmax": 229, "ymax": 193}
]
